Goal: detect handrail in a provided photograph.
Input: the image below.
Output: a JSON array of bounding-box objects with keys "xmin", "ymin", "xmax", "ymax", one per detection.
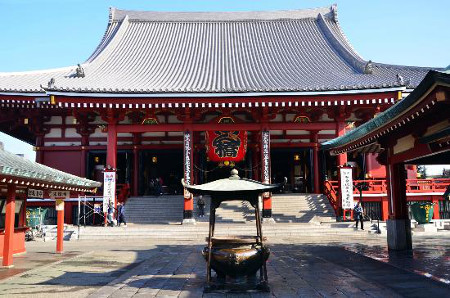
[
  {"xmin": 325, "ymin": 178, "xmax": 449, "ymax": 195},
  {"xmin": 323, "ymin": 180, "xmax": 339, "ymax": 215}
]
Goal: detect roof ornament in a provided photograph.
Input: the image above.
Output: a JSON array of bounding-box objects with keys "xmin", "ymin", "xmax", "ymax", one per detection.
[
  {"xmin": 75, "ymin": 64, "xmax": 85, "ymax": 78},
  {"xmin": 330, "ymin": 4, "xmax": 338, "ymax": 22},
  {"xmin": 47, "ymin": 78, "xmax": 56, "ymax": 89},
  {"xmin": 364, "ymin": 60, "xmax": 373, "ymax": 74},
  {"xmin": 396, "ymin": 74, "xmax": 404, "ymax": 85}
]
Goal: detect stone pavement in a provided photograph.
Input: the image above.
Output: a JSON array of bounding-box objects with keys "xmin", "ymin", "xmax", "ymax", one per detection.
[{"xmin": 0, "ymin": 236, "xmax": 449, "ymax": 297}]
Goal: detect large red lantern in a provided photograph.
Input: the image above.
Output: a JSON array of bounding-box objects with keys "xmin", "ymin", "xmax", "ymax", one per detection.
[{"xmin": 206, "ymin": 130, "xmax": 248, "ymax": 162}]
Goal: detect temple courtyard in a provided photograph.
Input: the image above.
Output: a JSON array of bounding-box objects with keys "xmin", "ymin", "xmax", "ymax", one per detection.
[{"xmin": 1, "ymin": 232, "xmax": 449, "ymax": 297}]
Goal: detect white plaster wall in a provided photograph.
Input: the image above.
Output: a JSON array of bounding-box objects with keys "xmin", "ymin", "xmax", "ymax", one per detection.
[
  {"xmin": 65, "ymin": 128, "xmax": 81, "ymax": 138},
  {"xmin": 46, "ymin": 116, "xmax": 62, "ymax": 124},
  {"xmin": 167, "ymin": 115, "xmax": 182, "ymax": 124},
  {"xmin": 44, "ymin": 142, "xmax": 81, "ymax": 147},
  {"xmin": 286, "ymin": 130, "xmax": 309, "ymax": 135},
  {"xmin": 142, "ymin": 132, "xmax": 165, "ymax": 137},
  {"xmin": 168, "ymin": 132, "xmax": 183, "ymax": 136},
  {"xmin": 45, "ymin": 128, "xmax": 62, "ymax": 138},
  {"xmin": 91, "ymin": 127, "xmax": 107, "ymax": 138}
]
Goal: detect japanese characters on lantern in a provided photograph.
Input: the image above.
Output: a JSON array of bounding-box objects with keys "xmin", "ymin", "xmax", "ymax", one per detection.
[{"xmin": 206, "ymin": 130, "xmax": 248, "ymax": 162}]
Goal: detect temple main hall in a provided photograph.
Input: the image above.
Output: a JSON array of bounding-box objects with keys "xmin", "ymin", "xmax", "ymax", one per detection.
[{"xmin": 0, "ymin": 5, "xmax": 436, "ymax": 222}]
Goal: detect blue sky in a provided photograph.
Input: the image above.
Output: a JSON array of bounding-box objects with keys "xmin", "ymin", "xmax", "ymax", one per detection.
[{"xmin": 0, "ymin": 0, "xmax": 449, "ymax": 163}]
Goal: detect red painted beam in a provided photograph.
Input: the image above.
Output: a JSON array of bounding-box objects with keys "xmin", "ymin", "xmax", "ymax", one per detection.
[
  {"xmin": 116, "ymin": 122, "xmax": 335, "ymax": 133},
  {"xmin": 54, "ymin": 91, "xmax": 398, "ymax": 105}
]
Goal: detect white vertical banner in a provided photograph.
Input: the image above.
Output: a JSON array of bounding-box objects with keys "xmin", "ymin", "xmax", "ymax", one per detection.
[
  {"xmin": 103, "ymin": 171, "xmax": 116, "ymax": 212},
  {"xmin": 261, "ymin": 130, "xmax": 271, "ymax": 198},
  {"xmin": 261, "ymin": 130, "xmax": 270, "ymax": 184},
  {"xmin": 340, "ymin": 168, "xmax": 354, "ymax": 209},
  {"xmin": 183, "ymin": 130, "xmax": 192, "ymax": 199}
]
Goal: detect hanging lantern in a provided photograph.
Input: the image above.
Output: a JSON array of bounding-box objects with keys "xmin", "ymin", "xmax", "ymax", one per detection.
[{"xmin": 206, "ymin": 130, "xmax": 248, "ymax": 162}]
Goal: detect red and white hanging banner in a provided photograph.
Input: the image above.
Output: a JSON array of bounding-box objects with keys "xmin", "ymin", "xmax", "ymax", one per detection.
[
  {"xmin": 103, "ymin": 170, "xmax": 116, "ymax": 212},
  {"xmin": 339, "ymin": 167, "xmax": 354, "ymax": 209},
  {"xmin": 206, "ymin": 131, "xmax": 248, "ymax": 162}
]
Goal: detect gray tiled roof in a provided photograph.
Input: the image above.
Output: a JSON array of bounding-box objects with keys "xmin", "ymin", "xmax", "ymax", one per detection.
[
  {"xmin": 0, "ymin": 5, "xmax": 438, "ymax": 95},
  {"xmin": 0, "ymin": 144, "xmax": 101, "ymax": 191},
  {"xmin": 321, "ymin": 70, "xmax": 450, "ymax": 153}
]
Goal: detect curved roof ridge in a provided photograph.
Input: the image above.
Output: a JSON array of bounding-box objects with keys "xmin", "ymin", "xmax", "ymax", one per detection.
[
  {"xmin": 0, "ymin": 65, "xmax": 75, "ymax": 77},
  {"xmin": 110, "ymin": 6, "xmax": 335, "ymax": 22},
  {"xmin": 85, "ymin": 7, "xmax": 122, "ymax": 63},
  {"xmin": 327, "ymin": 4, "xmax": 365, "ymax": 63},
  {"xmin": 373, "ymin": 61, "xmax": 443, "ymax": 71},
  {"xmin": 316, "ymin": 12, "xmax": 366, "ymax": 74}
]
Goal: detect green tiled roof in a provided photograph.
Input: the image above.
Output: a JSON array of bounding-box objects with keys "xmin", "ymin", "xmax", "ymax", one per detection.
[
  {"xmin": 322, "ymin": 70, "xmax": 450, "ymax": 152},
  {"xmin": 0, "ymin": 145, "xmax": 101, "ymax": 191}
]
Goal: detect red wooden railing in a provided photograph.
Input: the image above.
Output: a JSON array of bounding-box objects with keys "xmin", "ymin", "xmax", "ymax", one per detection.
[
  {"xmin": 323, "ymin": 180, "xmax": 339, "ymax": 212},
  {"xmin": 323, "ymin": 178, "xmax": 450, "ymax": 216},
  {"xmin": 406, "ymin": 178, "xmax": 450, "ymax": 193}
]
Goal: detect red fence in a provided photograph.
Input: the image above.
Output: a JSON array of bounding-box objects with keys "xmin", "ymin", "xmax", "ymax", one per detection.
[{"xmin": 323, "ymin": 178, "xmax": 450, "ymax": 219}]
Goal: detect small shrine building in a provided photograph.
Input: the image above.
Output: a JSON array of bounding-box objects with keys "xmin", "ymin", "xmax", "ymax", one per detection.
[{"xmin": 0, "ymin": 5, "xmax": 437, "ymax": 222}]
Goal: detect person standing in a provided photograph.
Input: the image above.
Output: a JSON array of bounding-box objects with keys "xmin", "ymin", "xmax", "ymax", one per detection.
[
  {"xmin": 117, "ymin": 202, "xmax": 127, "ymax": 227},
  {"xmin": 197, "ymin": 195, "xmax": 205, "ymax": 218},
  {"xmin": 354, "ymin": 201, "xmax": 364, "ymax": 230},
  {"xmin": 107, "ymin": 201, "xmax": 115, "ymax": 227}
]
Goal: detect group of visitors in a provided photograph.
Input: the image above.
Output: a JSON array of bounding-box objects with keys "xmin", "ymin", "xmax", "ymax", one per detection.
[
  {"xmin": 147, "ymin": 177, "xmax": 164, "ymax": 196},
  {"xmin": 106, "ymin": 201, "xmax": 127, "ymax": 227}
]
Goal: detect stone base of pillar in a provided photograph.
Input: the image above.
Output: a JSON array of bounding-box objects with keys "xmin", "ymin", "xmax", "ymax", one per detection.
[
  {"xmin": 387, "ymin": 219, "xmax": 412, "ymax": 251},
  {"xmin": 262, "ymin": 217, "xmax": 276, "ymax": 224},
  {"xmin": 182, "ymin": 218, "xmax": 196, "ymax": 225}
]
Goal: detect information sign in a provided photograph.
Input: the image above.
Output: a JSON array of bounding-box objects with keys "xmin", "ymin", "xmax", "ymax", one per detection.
[
  {"xmin": 340, "ymin": 168, "xmax": 354, "ymax": 209},
  {"xmin": 103, "ymin": 171, "xmax": 116, "ymax": 212}
]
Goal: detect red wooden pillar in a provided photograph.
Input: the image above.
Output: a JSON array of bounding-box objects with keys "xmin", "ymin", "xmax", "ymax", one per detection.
[
  {"xmin": 182, "ymin": 129, "xmax": 195, "ymax": 223},
  {"xmin": 310, "ymin": 131, "xmax": 320, "ymax": 194},
  {"xmin": 336, "ymin": 121, "xmax": 347, "ymax": 166},
  {"xmin": 2, "ymin": 184, "xmax": 16, "ymax": 267},
  {"xmin": 386, "ymin": 153, "xmax": 412, "ymax": 250},
  {"xmin": 432, "ymin": 197, "xmax": 440, "ymax": 219},
  {"xmin": 106, "ymin": 122, "xmax": 117, "ymax": 170},
  {"xmin": 261, "ymin": 130, "xmax": 272, "ymax": 218},
  {"xmin": 132, "ymin": 133, "xmax": 141, "ymax": 196},
  {"xmin": 55, "ymin": 199, "xmax": 65, "ymax": 254},
  {"xmin": 106, "ymin": 120, "xmax": 118, "ymax": 212},
  {"xmin": 381, "ymin": 198, "xmax": 389, "ymax": 221}
]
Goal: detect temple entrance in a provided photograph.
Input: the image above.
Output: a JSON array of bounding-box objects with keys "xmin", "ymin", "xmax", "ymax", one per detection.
[
  {"xmin": 139, "ymin": 149, "xmax": 183, "ymax": 196},
  {"xmin": 271, "ymin": 148, "xmax": 313, "ymax": 193},
  {"xmin": 87, "ymin": 150, "xmax": 132, "ymax": 185}
]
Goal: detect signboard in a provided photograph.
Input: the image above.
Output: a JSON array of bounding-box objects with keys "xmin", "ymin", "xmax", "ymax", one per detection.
[
  {"xmin": 261, "ymin": 130, "xmax": 271, "ymax": 198},
  {"xmin": 55, "ymin": 199, "xmax": 64, "ymax": 211},
  {"xmin": 103, "ymin": 171, "xmax": 116, "ymax": 212},
  {"xmin": 184, "ymin": 131, "xmax": 192, "ymax": 199},
  {"xmin": 49, "ymin": 190, "xmax": 70, "ymax": 199},
  {"xmin": 28, "ymin": 188, "xmax": 44, "ymax": 198},
  {"xmin": 94, "ymin": 203, "xmax": 102, "ymax": 214},
  {"xmin": 206, "ymin": 131, "xmax": 248, "ymax": 162},
  {"xmin": 340, "ymin": 168, "xmax": 354, "ymax": 209}
]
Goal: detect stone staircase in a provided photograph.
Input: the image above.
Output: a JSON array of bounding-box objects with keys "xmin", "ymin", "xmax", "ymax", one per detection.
[
  {"xmin": 124, "ymin": 194, "xmax": 335, "ymax": 224},
  {"xmin": 76, "ymin": 222, "xmax": 379, "ymax": 241}
]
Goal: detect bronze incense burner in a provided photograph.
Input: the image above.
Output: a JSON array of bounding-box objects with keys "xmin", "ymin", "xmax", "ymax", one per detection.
[{"xmin": 183, "ymin": 169, "xmax": 284, "ymax": 293}]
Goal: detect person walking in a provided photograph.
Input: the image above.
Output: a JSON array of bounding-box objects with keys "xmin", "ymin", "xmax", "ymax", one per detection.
[
  {"xmin": 117, "ymin": 202, "xmax": 127, "ymax": 227},
  {"xmin": 197, "ymin": 195, "xmax": 205, "ymax": 218},
  {"xmin": 107, "ymin": 201, "xmax": 115, "ymax": 227},
  {"xmin": 354, "ymin": 201, "xmax": 364, "ymax": 230}
]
